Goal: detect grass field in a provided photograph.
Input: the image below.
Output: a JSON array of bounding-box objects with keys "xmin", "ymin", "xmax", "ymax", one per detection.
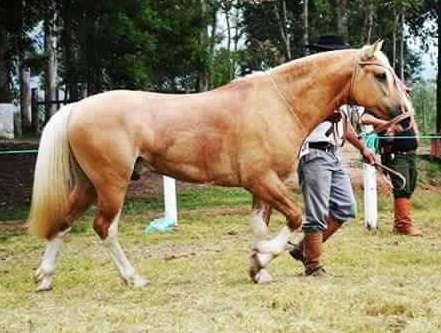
[{"xmin": 1, "ymin": 186, "xmax": 441, "ymax": 333}]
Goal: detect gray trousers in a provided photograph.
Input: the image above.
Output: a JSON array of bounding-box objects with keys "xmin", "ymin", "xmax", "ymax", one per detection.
[{"xmin": 298, "ymin": 148, "xmax": 356, "ymax": 233}]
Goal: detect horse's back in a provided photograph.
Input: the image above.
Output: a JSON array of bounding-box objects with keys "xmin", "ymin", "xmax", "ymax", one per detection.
[
  {"xmin": 66, "ymin": 88, "xmax": 247, "ymax": 185},
  {"xmin": 66, "ymin": 79, "xmax": 299, "ymax": 187}
]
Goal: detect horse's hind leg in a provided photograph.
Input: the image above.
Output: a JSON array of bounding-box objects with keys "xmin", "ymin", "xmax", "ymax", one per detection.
[
  {"xmin": 93, "ymin": 185, "xmax": 147, "ymax": 287},
  {"xmin": 35, "ymin": 181, "xmax": 95, "ymax": 291},
  {"xmin": 248, "ymin": 197, "xmax": 274, "ymax": 284},
  {"xmin": 248, "ymin": 172, "xmax": 302, "ymax": 284}
]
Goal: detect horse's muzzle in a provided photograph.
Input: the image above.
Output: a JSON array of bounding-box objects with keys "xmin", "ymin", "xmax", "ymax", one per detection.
[{"xmin": 387, "ymin": 106, "xmax": 403, "ymax": 119}]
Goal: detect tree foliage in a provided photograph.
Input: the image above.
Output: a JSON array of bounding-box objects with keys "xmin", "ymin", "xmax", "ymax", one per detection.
[{"xmin": 0, "ymin": 0, "xmax": 438, "ymax": 131}]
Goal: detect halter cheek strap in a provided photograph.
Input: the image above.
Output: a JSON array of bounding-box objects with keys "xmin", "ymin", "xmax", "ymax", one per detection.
[
  {"xmin": 348, "ymin": 59, "xmax": 415, "ymax": 129},
  {"xmin": 358, "ymin": 60, "xmax": 410, "ymax": 98},
  {"xmin": 351, "ymin": 60, "xmax": 410, "ymax": 107}
]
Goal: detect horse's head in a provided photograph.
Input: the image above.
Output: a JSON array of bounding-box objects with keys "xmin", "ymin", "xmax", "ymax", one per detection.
[{"xmin": 349, "ymin": 40, "xmax": 413, "ymax": 120}]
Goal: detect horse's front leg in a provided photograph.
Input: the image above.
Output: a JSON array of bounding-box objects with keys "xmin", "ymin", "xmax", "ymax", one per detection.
[
  {"xmin": 248, "ymin": 172, "xmax": 302, "ymax": 284},
  {"xmin": 251, "ymin": 195, "xmax": 273, "ymax": 227}
]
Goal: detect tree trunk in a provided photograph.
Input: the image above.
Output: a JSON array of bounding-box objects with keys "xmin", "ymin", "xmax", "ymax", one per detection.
[
  {"xmin": 61, "ymin": 0, "xmax": 78, "ymax": 102},
  {"xmin": 231, "ymin": 7, "xmax": 240, "ymax": 78},
  {"xmin": 437, "ymin": 5, "xmax": 441, "ymax": 133},
  {"xmin": 20, "ymin": 65, "xmax": 31, "ymax": 131},
  {"xmin": 273, "ymin": 0, "xmax": 291, "ymax": 61},
  {"xmin": 208, "ymin": 3, "xmax": 218, "ymax": 88},
  {"xmin": 392, "ymin": 8, "xmax": 398, "ymax": 70},
  {"xmin": 0, "ymin": 30, "xmax": 11, "ymax": 103},
  {"xmin": 31, "ymin": 88, "xmax": 39, "ymax": 134},
  {"xmin": 336, "ymin": 0, "xmax": 348, "ymax": 40},
  {"xmin": 399, "ymin": 11, "xmax": 405, "ymax": 80},
  {"xmin": 281, "ymin": 0, "xmax": 290, "ymax": 60},
  {"xmin": 303, "ymin": 0, "xmax": 309, "ymax": 55},
  {"xmin": 44, "ymin": 0, "xmax": 58, "ymax": 119},
  {"xmin": 198, "ymin": 0, "xmax": 209, "ymax": 91},
  {"xmin": 223, "ymin": 4, "xmax": 233, "ymax": 80},
  {"xmin": 365, "ymin": 1, "xmax": 374, "ymax": 44},
  {"xmin": 232, "ymin": 4, "xmax": 241, "ymax": 80}
]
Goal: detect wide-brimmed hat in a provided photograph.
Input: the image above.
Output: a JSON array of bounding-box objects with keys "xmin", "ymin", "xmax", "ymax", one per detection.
[{"xmin": 306, "ymin": 35, "xmax": 349, "ymax": 51}]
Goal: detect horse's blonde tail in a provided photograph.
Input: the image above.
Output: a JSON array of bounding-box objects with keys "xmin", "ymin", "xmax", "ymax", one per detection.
[{"xmin": 27, "ymin": 105, "xmax": 73, "ymax": 240}]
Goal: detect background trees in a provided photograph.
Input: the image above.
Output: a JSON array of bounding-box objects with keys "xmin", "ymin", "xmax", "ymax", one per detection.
[{"xmin": 0, "ymin": 0, "xmax": 438, "ymax": 135}]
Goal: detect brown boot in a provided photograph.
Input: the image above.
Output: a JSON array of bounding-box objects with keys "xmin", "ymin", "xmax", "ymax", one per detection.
[
  {"xmin": 289, "ymin": 216, "xmax": 342, "ymax": 264},
  {"xmin": 393, "ymin": 197, "xmax": 422, "ymax": 236},
  {"xmin": 303, "ymin": 232, "xmax": 327, "ymax": 277}
]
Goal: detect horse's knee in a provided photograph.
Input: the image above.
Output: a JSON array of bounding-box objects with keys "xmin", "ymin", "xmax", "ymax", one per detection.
[{"xmin": 93, "ymin": 215, "xmax": 111, "ymax": 240}]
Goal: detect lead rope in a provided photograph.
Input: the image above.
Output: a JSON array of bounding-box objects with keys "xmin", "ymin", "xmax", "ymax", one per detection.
[
  {"xmin": 373, "ymin": 161, "xmax": 407, "ymax": 190},
  {"xmin": 334, "ymin": 113, "xmax": 406, "ymax": 190}
]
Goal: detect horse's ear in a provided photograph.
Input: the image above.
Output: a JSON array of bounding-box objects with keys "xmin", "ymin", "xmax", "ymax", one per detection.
[
  {"xmin": 372, "ymin": 39, "xmax": 384, "ymax": 52},
  {"xmin": 360, "ymin": 39, "xmax": 383, "ymax": 60},
  {"xmin": 360, "ymin": 44, "xmax": 375, "ymax": 60}
]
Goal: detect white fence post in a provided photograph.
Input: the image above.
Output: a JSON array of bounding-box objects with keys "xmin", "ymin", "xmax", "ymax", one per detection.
[
  {"xmin": 363, "ymin": 163, "xmax": 377, "ymax": 230},
  {"xmin": 163, "ymin": 176, "xmax": 178, "ymax": 225}
]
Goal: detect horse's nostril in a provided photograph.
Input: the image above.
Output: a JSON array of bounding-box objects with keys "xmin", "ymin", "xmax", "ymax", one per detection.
[{"xmin": 387, "ymin": 106, "xmax": 400, "ymax": 119}]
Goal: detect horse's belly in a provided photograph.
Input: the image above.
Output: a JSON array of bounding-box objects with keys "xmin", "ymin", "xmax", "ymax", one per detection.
[{"xmin": 142, "ymin": 131, "xmax": 240, "ymax": 185}]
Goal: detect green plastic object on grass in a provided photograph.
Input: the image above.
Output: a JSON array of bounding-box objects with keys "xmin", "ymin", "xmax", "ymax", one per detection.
[{"xmin": 145, "ymin": 216, "xmax": 176, "ymax": 234}]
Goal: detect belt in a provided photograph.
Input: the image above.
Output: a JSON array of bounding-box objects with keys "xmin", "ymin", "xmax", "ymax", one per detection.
[{"xmin": 308, "ymin": 142, "xmax": 336, "ymax": 152}]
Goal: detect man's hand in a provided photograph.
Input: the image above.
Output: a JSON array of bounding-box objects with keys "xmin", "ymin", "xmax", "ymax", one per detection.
[{"xmin": 361, "ymin": 147, "xmax": 377, "ymax": 165}]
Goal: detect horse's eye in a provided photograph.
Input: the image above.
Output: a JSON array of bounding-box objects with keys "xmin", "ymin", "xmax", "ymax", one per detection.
[{"xmin": 374, "ymin": 72, "xmax": 387, "ymax": 82}]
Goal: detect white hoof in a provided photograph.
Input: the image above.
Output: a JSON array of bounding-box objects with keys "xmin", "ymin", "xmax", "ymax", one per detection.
[
  {"xmin": 34, "ymin": 268, "xmax": 53, "ymax": 292},
  {"xmin": 254, "ymin": 269, "xmax": 273, "ymax": 284},
  {"xmin": 124, "ymin": 274, "xmax": 148, "ymax": 288},
  {"xmin": 249, "ymin": 252, "xmax": 273, "ymax": 284}
]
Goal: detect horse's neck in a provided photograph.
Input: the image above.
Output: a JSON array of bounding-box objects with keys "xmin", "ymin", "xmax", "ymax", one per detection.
[{"xmin": 270, "ymin": 50, "xmax": 358, "ymax": 134}]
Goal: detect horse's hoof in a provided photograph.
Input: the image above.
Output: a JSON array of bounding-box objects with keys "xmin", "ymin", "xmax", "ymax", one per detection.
[
  {"xmin": 34, "ymin": 268, "xmax": 53, "ymax": 292},
  {"xmin": 133, "ymin": 275, "xmax": 148, "ymax": 288},
  {"xmin": 35, "ymin": 280, "xmax": 53, "ymax": 292},
  {"xmin": 125, "ymin": 274, "xmax": 148, "ymax": 288},
  {"xmin": 254, "ymin": 269, "xmax": 273, "ymax": 284},
  {"xmin": 249, "ymin": 251, "xmax": 261, "ymax": 280}
]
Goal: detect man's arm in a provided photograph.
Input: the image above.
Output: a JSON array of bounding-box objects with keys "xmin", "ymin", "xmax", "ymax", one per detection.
[
  {"xmin": 361, "ymin": 113, "xmax": 396, "ymax": 136},
  {"xmin": 360, "ymin": 113, "xmax": 389, "ymax": 128},
  {"xmin": 344, "ymin": 122, "xmax": 377, "ymax": 165}
]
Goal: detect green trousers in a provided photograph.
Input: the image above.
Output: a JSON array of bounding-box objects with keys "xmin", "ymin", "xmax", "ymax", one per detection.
[{"xmin": 381, "ymin": 151, "xmax": 417, "ymax": 199}]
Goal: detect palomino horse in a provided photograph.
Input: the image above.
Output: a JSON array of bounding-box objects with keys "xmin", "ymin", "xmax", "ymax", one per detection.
[{"xmin": 29, "ymin": 41, "xmax": 412, "ymax": 291}]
